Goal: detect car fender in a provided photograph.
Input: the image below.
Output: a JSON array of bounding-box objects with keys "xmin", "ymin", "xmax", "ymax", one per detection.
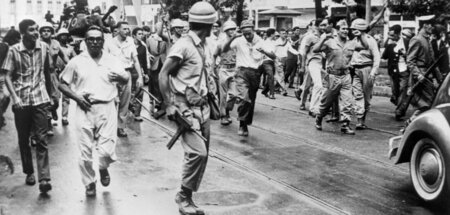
[{"xmin": 394, "ymin": 108, "xmax": 450, "ymax": 164}]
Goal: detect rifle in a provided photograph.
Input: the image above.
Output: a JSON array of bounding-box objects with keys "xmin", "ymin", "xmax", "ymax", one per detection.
[
  {"xmin": 166, "ymin": 111, "xmax": 207, "ymax": 150},
  {"xmin": 138, "ymin": 87, "xmax": 166, "ymax": 119},
  {"xmin": 407, "ymin": 54, "xmax": 444, "ymax": 96}
]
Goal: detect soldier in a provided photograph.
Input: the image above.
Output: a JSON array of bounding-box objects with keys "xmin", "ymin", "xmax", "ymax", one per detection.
[
  {"xmin": 2, "ymin": 19, "xmax": 53, "ymax": 193},
  {"xmin": 159, "ymin": 2, "xmax": 217, "ymax": 214},
  {"xmin": 59, "ymin": 26, "xmax": 129, "ymax": 196},
  {"xmin": 349, "ymin": 18, "xmax": 380, "ymax": 130},
  {"xmin": 215, "ymin": 20, "xmax": 238, "ymax": 125},
  {"xmin": 104, "ymin": 21, "xmax": 144, "ymax": 137},
  {"xmin": 313, "ymin": 19, "xmax": 358, "ymax": 134},
  {"xmin": 223, "ymin": 20, "xmax": 274, "ymax": 136},
  {"xmin": 406, "ymin": 15, "xmax": 441, "ymax": 121}
]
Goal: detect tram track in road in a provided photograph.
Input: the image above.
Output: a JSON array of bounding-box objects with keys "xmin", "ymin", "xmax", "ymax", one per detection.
[{"xmin": 140, "ymin": 115, "xmax": 350, "ymax": 215}]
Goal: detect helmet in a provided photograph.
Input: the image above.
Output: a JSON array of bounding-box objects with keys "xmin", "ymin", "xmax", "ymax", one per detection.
[
  {"xmin": 223, "ymin": 20, "xmax": 237, "ymax": 31},
  {"xmin": 350, "ymin": 19, "xmax": 368, "ymax": 31},
  {"xmin": 240, "ymin": 20, "xmax": 254, "ymax": 29},
  {"xmin": 39, "ymin": 22, "xmax": 54, "ymax": 34},
  {"xmin": 171, "ymin": 19, "xmax": 185, "ymax": 28},
  {"xmin": 56, "ymin": 28, "xmax": 69, "ymax": 37},
  {"xmin": 188, "ymin": 1, "xmax": 218, "ymax": 24}
]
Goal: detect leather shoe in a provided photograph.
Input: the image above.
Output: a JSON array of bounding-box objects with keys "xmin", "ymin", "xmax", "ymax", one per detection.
[
  {"xmin": 299, "ymin": 104, "xmax": 306, "ymax": 110},
  {"xmin": 261, "ymin": 91, "xmax": 269, "ymax": 98},
  {"xmin": 39, "ymin": 180, "xmax": 52, "ymax": 193},
  {"xmin": 308, "ymin": 111, "xmax": 316, "ymax": 117},
  {"xmin": 238, "ymin": 125, "xmax": 249, "ymax": 136},
  {"xmin": 117, "ymin": 128, "xmax": 127, "ymax": 137},
  {"xmin": 26, "ymin": 174, "xmax": 36, "ymax": 185},
  {"xmin": 221, "ymin": 117, "xmax": 231, "ymax": 126},
  {"xmin": 341, "ymin": 123, "xmax": 355, "ymax": 135},
  {"xmin": 85, "ymin": 182, "xmax": 96, "ymax": 197},
  {"xmin": 355, "ymin": 124, "xmax": 368, "ymax": 130},
  {"xmin": 175, "ymin": 191, "xmax": 204, "ymax": 215},
  {"xmin": 326, "ymin": 117, "xmax": 339, "ymax": 123},
  {"xmin": 62, "ymin": 118, "xmax": 69, "ymax": 126},
  {"xmin": 315, "ymin": 116, "xmax": 323, "ymax": 130},
  {"xmin": 269, "ymin": 94, "xmax": 275, "ymax": 99},
  {"xmin": 294, "ymin": 89, "xmax": 302, "ymax": 101},
  {"xmin": 99, "ymin": 169, "xmax": 110, "ymax": 187}
]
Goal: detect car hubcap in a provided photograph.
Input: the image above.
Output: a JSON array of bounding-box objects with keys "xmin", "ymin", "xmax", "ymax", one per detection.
[{"xmin": 417, "ymin": 146, "xmax": 444, "ymax": 193}]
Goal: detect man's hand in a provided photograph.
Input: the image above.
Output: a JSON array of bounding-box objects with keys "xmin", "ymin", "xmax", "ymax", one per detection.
[
  {"xmin": 108, "ymin": 71, "xmax": 122, "ymax": 82},
  {"xmin": 369, "ymin": 72, "xmax": 377, "ymax": 81},
  {"xmin": 136, "ymin": 77, "xmax": 143, "ymax": 88},
  {"xmin": 321, "ymin": 32, "xmax": 333, "ymax": 40},
  {"xmin": 417, "ymin": 74, "xmax": 425, "ymax": 82},
  {"xmin": 166, "ymin": 104, "xmax": 180, "ymax": 121},
  {"xmin": 75, "ymin": 95, "xmax": 91, "ymax": 112},
  {"xmin": 12, "ymin": 96, "xmax": 25, "ymax": 110}
]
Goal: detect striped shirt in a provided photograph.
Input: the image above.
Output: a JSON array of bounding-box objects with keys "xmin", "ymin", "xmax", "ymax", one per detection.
[{"xmin": 1, "ymin": 41, "xmax": 52, "ymax": 106}]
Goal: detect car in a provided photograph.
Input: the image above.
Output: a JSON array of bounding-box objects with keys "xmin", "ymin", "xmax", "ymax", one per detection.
[{"xmin": 389, "ymin": 73, "xmax": 450, "ymax": 203}]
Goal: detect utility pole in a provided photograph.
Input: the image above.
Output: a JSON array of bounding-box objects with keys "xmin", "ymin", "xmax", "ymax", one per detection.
[
  {"xmin": 315, "ymin": 0, "xmax": 323, "ymax": 19},
  {"xmin": 365, "ymin": 0, "xmax": 371, "ymax": 22}
]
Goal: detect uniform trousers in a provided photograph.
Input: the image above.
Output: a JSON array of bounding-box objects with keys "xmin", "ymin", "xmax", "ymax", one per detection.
[
  {"xmin": 118, "ymin": 69, "xmax": 133, "ymax": 129},
  {"xmin": 13, "ymin": 104, "xmax": 50, "ymax": 182},
  {"xmin": 235, "ymin": 67, "xmax": 262, "ymax": 125},
  {"xmin": 75, "ymin": 101, "xmax": 117, "ymax": 186},
  {"xmin": 218, "ymin": 66, "xmax": 237, "ymax": 117},
  {"xmin": 352, "ymin": 65, "xmax": 374, "ymax": 119},
  {"xmin": 308, "ymin": 60, "xmax": 325, "ymax": 114},
  {"xmin": 318, "ymin": 73, "xmax": 353, "ymax": 122}
]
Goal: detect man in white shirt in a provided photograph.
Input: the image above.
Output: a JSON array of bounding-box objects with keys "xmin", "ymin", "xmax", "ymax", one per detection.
[
  {"xmin": 59, "ymin": 26, "xmax": 129, "ymax": 196},
  {"xmin": 223, "ymin": 20, "xmax": 275, "ymax": 136},
  {"xmin": 104, "ymin": 21, "xmax": 143, "ymax": 137}
]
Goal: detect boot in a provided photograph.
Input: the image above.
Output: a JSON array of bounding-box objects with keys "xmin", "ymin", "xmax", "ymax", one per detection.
[
  {"xmin": 355, "ymin": 118, "xmax": 367, "ymax": 130},
  {"xmin": 175, "ymin": 191, "xmax": 204, "ymax": 215},
  {"xmin": 341, "ymin": 122, "xmax": 355, "ymax": 135},
  {"xmin": 315, "ymin": 116, "xmax": 323, "ymax": 130}
]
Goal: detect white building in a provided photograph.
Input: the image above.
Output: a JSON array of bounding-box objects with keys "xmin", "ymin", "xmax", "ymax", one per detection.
[{"xmin": 0, "ymin": 0, "xmax": 70, "ymax": 29}]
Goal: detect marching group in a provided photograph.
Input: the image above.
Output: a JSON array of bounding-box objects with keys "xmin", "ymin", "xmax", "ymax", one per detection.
[{"xmin": 0, "ymin": 0, "xmax": 448, "ymax": 214}]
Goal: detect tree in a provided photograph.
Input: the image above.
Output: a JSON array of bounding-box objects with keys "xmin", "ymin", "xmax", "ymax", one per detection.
[
  {"xmin": 387, "ymin": 0, "xmax": 450, "ymax": 17},
  {"xmin": 161, "ymin": 0, "xmax": 245, "ymax": 23}
]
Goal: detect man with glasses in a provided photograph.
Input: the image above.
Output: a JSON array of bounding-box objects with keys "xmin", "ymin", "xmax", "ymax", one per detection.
[
  {"xmin": 59, "ymin": 26, "xmax": 129, "ymax": 196},
  {"xmin": 104, "ymin": 21, "xmax": 144, "ymax": 137},
  {"xmin": 348, "ymin": 18, "xmax": 380, "ymax": 130},
  {"xmin": 2, "ymin": 19, "xmax": 53, "ymax": 194}
]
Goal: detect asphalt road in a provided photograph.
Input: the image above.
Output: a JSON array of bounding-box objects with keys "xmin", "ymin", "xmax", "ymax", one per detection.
[{"xmin": 0, "ymin": 90, "xmax": 449, "ymax": 215}]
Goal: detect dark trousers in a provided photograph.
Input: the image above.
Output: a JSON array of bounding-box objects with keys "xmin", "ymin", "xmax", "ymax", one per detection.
[
  {"xmin": 260, "ymin": 61, "xmax": 275, "ymax": 96},
  {"xmin": 285, "ymin": 59, "xmax": 298, "ymax": 86},
  {"xmin": 148, "ymin": 61, "xmax": 164, "ymax": 109},
  {"xmin": 388, "ymin": 68, "xmax": 401, "ymax": 104},
  {"xmin": 13, "ymin": 104, "xmax": 50, "ymax": 182},
  {"xmin": 395, "ymin": 72, "xmax": 411, "ymax": 117},
  {"xmin": 235, "ymin": 67, "xmax": 262, "ymax": 125}
]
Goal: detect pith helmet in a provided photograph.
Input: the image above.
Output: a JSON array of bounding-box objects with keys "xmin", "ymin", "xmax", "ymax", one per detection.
[
  {"xmin": 171, "ymin": 19, "xmax": 184, "ymax": 28},
  {"xmin": 188, "ymin": 1, "xmax": 218, "ymax": 24},
  {"xmin": 350, "ymin": 18, "xmax": 368, "ymax": 31},
  {"xmin": 56, "ymin": 28, "xmax": 69, "ymax": 37},
  {"xmin": 223, "ymin": 20, "xmax": 237, "ymax": 31},
  {"xmin": 39, "ymin": 22, "xmax": 54, "ymax": 34}
]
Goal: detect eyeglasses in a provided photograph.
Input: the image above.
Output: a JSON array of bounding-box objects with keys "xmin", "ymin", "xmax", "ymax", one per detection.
[{"xmin": 86, "ymin": 37, "xmax": 104, "ymax": 43}]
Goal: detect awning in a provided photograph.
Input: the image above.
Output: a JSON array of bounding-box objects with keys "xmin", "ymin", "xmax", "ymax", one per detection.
[{"xmin": 259, "ymin": 8, "xmax": 302, "ymax": 16}]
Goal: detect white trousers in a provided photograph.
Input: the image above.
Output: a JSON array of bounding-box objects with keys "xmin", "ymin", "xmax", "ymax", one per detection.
[
  {"xmin": 75, "ymin": 101, "xmax": 118, "ymax": 186},
  {"xmin": 308, "ymin": 60, "xmax": 324, "ymax": 114}
]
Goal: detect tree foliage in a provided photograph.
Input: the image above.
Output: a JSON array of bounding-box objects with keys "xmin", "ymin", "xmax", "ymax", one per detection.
[
  {"xmin": 387, "ymin": 0, "xmax": 450, "ymax": 17},
  {"xmin": 162, "ymin": 0, "xmax": 245, "ymax": 23}
]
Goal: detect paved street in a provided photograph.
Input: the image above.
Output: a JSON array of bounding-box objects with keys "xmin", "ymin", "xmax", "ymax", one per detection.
[{"xmin": 1, "ymin": 89, "xmax": 449, "ymax": 215}]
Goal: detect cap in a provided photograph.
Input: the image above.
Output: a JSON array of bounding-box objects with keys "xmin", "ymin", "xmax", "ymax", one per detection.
[
  {"xmin": 39, "ymin": 22, "xmax": 55, "ymax": 34},
  {"xmin": 56, "ymin": 28, "xmax": 69, "ymax": 37},
  {"xmin": 188, "ymin": 1, "xmax": 218, "ymax": 24},
  {"xmin": 223, "ymin": 20, "xmax": 237, "ymax": 31},
  {"xmin": 240, "ymin": 20, "xmax": 254, "ymax": 29},
  {"xmin": 401, "ymin": 29, "xmax": 413, "ymax": 38},
  {"xmin": 171, "ymin": 19, "xmax": 184, "ymax": 28},
  {"xmin": 350, "ymin": 18, "xmax": 368, "ymax": 31}
]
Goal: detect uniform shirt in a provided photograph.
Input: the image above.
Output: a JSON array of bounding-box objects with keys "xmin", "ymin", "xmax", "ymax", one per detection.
[
  {"xmin": 167, "ymin": 31, "xmax": 209, "ymax": 96},
  {"xmin": 407, "ymin": 30, "xmax": 435, "ymax": 76},
  {"xmin": 104, "ymin": 36, "xmax": 137, "ymax": 69},
  {"xmin": 230, "ymin": 34, "xmax": 264, "ymax": 69},
  {"xmin": 1, "ymin": 41, "xmax": 52, "ymax": 106},
  {"xmin": 299, "ymin": 30, "xmax": 323, "ymax": 65},
  {"xmin": 56, "ymin": 43, "xmax": 76, "ymax": 71},
  {"xmin": 319, "ymin": 37, "xmax": 353, "ymax": 71},
  {"xmin": 219, "ymin": 36, "xmax": 236, "ymax": 65},
  {"xmin": 59, "ymin": 52, "xmax": 127, "ymax": 102},
  {"xmin": 146, "ymin": 34, "xmax": 167, "ymax": 71},
  {"xmin": 349, "ymin": 35, "xmax": 380, "ymax": 70}
]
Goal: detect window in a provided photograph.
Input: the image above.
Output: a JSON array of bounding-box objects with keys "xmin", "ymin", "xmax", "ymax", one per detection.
[
  {"xmin": 37, "ymin": 0, "xmax": 43, "ymax": 14},
  {"xmin": 26, "ymin": 0, "xmax": 32, "ymax": 14},
  {"xmin": 142, "ymin": 0, "xmax": 150, "ymax": 4}
]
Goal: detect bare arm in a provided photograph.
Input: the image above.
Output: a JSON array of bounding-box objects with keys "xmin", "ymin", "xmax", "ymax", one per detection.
[
  {"xmin": 58, "ymin": 80, "xmax": 91, "ymax": 111},
  {"xmin": 312, "ymin": 33, "xmax": 332, "ymax": 53},
  {"xmin": 4, "ymin": 69, "xmax": 23, "ymax": 108},
  {"xmin": 222, "ymin": 35, "xmax": 240, "ymax": 53}
]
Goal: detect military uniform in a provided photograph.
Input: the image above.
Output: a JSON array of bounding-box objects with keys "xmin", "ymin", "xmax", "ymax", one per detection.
[{"xmin": 217, "ymin": 36, "xmax": 237, "ymax": 120}]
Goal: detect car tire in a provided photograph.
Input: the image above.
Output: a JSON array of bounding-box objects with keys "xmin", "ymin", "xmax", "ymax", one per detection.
[{"xmin": 410, "ymin": 137, "xmax": 449, "ymax": 202}]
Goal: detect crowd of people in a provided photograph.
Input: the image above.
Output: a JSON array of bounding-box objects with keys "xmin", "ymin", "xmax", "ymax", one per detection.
[{"xmin": 0, "ymin": 0, "xmax": 449, "ymax": 214}]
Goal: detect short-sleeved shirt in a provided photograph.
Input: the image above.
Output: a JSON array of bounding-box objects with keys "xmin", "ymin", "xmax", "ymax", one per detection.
[
  {"xmin": 321, "ymin": 37, "xmax": 353, "ymax": 70},
  {"xmin": 260, "ymin": 38, "xmax": 276, "ymax": 62},
  {"xmin": 299, "ymin": 31, "xmax": 323, "ymax": 65},
  {"xmin": 59, "ymin": 52, "xmax": 127, "ymax": 102},
  {"xmin": 1, "ymin": 41, "xmax": 52, "ymax": 106},
  {"xmin": 167, "ymin": 31, "xmax": 209, "ymax": 96},
  {"xmin": 56, "ymin": 43, "xmax": 76, "ymax": 71},
  {"xmin": 349, "ymin": 35, "xmax": 380, "ymax": 68},
  {"xmin": 275, "ymin": 38, "xmax": 290, "ymax": 58},
  {"xmin": 104, "ymin": 36, "xmax": 137, "ymax": 69},
  {"xmin": 230, "ymin": 34, "xmax": 264, "ymax": 69}
]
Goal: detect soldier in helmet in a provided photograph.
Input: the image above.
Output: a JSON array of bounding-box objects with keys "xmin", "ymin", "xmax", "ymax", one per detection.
[
  {"xmin": 159, "ymin": 1, "xmax": 218, "ymax": 214},
  {"xmin": 214, "ymin": 20, "xmax": 238, "ymax": 125}
]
